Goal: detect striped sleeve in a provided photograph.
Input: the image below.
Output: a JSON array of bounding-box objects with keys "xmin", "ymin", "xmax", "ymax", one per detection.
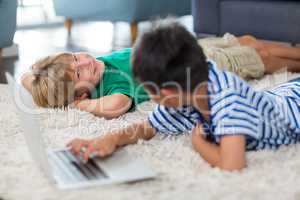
[
  {"xmin": 212, "ymin": 92, "xmax": 260, "ymax": 139},
  {"xmin": 148, "ymin": 105, "xmax": 188, "ymax": 135}
]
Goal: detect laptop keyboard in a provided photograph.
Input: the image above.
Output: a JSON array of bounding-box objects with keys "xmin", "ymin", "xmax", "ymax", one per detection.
[{"xmin": 49, "ymin": 149, "xmax": 108, "ymax": 183}]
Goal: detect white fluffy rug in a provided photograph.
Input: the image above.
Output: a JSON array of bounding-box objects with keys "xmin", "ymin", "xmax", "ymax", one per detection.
[{"xmin": 1, "ymin": 71, "xmax": 300, "ymax": 200}]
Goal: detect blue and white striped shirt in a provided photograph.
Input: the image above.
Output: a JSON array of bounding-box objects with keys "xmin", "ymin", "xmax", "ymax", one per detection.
[{"xmin": 148, "ymin": 60, "xmax": 300, "ymax": 151}]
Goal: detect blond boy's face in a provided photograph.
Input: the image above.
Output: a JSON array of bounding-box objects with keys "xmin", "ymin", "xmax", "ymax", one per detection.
[{"xmin": 69, "ymin": 53, "xmax": 104, "ymax": 97}]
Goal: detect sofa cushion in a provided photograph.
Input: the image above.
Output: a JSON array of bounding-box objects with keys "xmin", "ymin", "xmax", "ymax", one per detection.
[
  {"xmin": 221, "ymin": 0, "xmax": 300, "ymax": 1},
  {"xmin": 219, "ymin": 1, "xmax": 300, "ymax": 42}
]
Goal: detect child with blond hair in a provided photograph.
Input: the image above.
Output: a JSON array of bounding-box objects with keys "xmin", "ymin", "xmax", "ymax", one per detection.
[{"xmin": 22, "ymin": 49, "xmax": 150, "ymax": 119}]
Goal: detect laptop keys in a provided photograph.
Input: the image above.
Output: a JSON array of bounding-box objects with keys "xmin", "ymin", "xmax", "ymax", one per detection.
[
  {"xmin": 49, "ymin": 151, "xmax": 82, "ymax": 183},
  {"xmin": 53, "ymin": 149, "xmax": 108, "ymax": 182}
]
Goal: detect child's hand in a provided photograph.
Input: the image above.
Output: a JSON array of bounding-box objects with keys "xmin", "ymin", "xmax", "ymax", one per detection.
[
  {"xmin": 69, "ymin": 99, "xmax": 91, "ymax": 111},
  {"xmin": 74, "ymin": 99, "xmax": 89, "ymax": 110},
  {"xmin": 67, "ymin": 138, "xmax": 91, "ymax": 157},
  {"xmin": 67, "ymin": 135, "xmax": 119, "ymax": 162},
  {"xmin": 69, "ymin": 100, "xmax": 80, "ymax": 108},
  {"xmin": 69, "ymin": 93, "xmax": 89, "ymax": 109},
  {"xmin": 69, "ymin": 99, "xmax": 84, "ymax": 108},
  {"xmin": 192, "ymin": 124, "xmax": 206, "ymax": 148}
]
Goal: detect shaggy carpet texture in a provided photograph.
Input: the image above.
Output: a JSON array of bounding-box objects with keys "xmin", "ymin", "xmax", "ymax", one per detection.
[{"xmin": 1, "ymin": 71, "xmax": 300, "ymax": 200}]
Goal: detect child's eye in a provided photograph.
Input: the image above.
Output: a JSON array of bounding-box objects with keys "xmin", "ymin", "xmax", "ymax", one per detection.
[
  {"xmin": 77, "ymin": 69, "xmax": 80, "ymax": 79},
  {"xmin": 74, "ymin": 55, "xmax": 78, "ymax": 62}
]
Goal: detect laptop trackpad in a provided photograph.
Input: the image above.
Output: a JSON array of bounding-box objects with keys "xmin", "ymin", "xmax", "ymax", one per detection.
[{"xmin": 94, "ymin": 149, "xmax": 156, "ymax": 181}]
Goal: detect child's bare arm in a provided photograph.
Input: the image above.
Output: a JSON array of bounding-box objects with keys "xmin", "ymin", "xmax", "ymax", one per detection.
[
  {"xmin": 192, "ymin": 124, "xmax": 221, "ymax": 166},
  {"xmin": 218, "ymin": 135, "xmax": 246, "ymax": 170},
  {"xmin": 192, "ymin": 124, "xmax": 246, "ymax": 171},
  {"xmin": 73, "ymin": 94, "xmax": 133, "ymax": 119},
  {"xmin": 68, "ymin": 121, "xmax": 156, "ymax": 161}
]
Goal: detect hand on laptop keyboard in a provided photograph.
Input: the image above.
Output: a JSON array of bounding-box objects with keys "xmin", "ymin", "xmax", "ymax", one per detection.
[{"xmin": 67, "ymin": 135, "xmax": 118, "ymax": 163}]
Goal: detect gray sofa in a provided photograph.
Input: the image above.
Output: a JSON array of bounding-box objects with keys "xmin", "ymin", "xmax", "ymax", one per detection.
[
  {"xmin": 192, "ymin": 0, "xmax": 300, "ymax": 43},
  {"xmin": 0, "ymin": 0, "xmax": 17, "ymax": 58},
  {"xmin": 53, "ymin": 0, "xmax": 191, "ymax": 43}
]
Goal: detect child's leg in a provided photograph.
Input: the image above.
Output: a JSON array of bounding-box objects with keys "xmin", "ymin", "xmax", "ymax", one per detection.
[
  {"xmin": 238, "ymin": 35, "xmax": 300, "ymax": 60},
  {"xmin": 238, "ymin": 35, "xmax": 300, "ymax": 73},
  {"xmin": 259, "ymin": 49, "xmax": 300, "ymax": 73},
  {"xmin": 238, "ymin": 35, "xmax": 265, "ymax": 52},
  {"xmin": 261, "ymin": 42, "xmax": 300, "ymax": 60}
]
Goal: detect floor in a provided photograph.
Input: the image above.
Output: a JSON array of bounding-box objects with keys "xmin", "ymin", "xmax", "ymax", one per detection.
[
  {"xmin": 0, "ymin": 16, "xmax": 193, "ymax": 84},
  {"xmin": 2, "ymin": 70, "xmax": 300, "ymax": 200}
]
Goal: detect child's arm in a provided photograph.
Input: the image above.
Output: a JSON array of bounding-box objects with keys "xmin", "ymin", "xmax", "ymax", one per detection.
[
  {"xmin": 67, "ymin": 120, "xmax": 156, "ymax": 162},
  {"xmin": 73, "ymin": 94, "xmax": 133, "ymax": 119},
  {"xmin": 192, "ymin": 124, "xmax": 246, "ymax": 171}
]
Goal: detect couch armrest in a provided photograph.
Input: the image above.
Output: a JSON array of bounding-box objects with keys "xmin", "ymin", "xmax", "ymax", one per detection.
[
  {"xmin": 0, "ymin": 0, "xmax": 17, "ymax": 48},
  {"xmin": 192, "ymin": 0, "xmax": 221, "ymax": 36}
]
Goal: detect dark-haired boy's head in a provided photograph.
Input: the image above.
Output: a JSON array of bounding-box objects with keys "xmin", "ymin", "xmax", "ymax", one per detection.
[{"xmin": 132, "ymin": 22, "xmax": 208, "ymax": 107}]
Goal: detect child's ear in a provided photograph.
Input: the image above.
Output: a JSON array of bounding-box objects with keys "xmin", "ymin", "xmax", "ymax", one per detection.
[{"xmin": 75, "ymin": 92, "xmax": 88, "ymax": 101}]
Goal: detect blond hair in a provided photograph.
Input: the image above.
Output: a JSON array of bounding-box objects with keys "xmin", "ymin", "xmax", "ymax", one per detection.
[{"xmin": 30, "ymin": 53, "xmax": 75, "ymax": 108}]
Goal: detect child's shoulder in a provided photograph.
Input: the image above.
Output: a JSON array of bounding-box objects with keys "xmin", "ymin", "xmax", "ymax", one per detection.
[
  {"xmin": 96, "ymin": 48, "xmax": 132, "ymax": 71},
  {"xmin": 98, "ymin": 48, "xmax": 131, "ymax": 60},
  {"xmin": 207, "ymin": 59, "xmax": 251, "ymax": 95}
]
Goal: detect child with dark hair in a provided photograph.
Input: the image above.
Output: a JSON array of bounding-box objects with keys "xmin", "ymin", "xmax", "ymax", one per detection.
[{"xmin": 68, "ymin": 23, "xmax": 300, "ymax": 171}]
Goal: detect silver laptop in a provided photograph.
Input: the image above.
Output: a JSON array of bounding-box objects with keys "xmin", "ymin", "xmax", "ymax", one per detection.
[{"xmin": 5, "ymin": 72, "xmax": 156, "ymax": 190}]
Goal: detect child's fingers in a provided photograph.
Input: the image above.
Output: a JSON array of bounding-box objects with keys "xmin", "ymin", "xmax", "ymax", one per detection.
[
  {"xmin": 68, "ymin": 103, "xmax": 75, "ymax": 108},
  {"xmin": 196, "ymin": 124, "xmax": 206, "ymax": 135},
  {"xmin": 67, "ymin": 139, "xmax": 89, "ymax": 156},
  {"xmin": 67, "ymin": 138, "xmax": 82, "ymax": 147},
  {"xmin": 83, "ymin": 145, "xmax": 112, "ymax": 162},
  {"xmin": 68, "ymin": 100, "xmax": 80, "ymax": 108},
  {"xmin": 83, "ymin": 146, "xmax": 107, "ymax": 162},
  {"xmin": 192, "ymin": 124, "xmax": 206, "ymax": 143},
  {"xmin": 193, "ymin": 124, "xmax": 201, "ymax": 136},
  {"xmin": 196, "ymin": 123, "xmax": 203, "ymax": 130},
  {"xmin": 80, "ymin": 93, "xmax": 88, "ymax": 100},
  {"xmin": 73, "ymin": 100, "xmax": 80, "ymax": 106},
  {"xmin": 83, "ymin": 146, "xmax": 92, "ymax": 162}
]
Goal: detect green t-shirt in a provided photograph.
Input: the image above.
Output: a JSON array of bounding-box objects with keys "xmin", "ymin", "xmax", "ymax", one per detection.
[{"xmin": 91, "ymin": 48, "xmax": 150, "ymax": 111}]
